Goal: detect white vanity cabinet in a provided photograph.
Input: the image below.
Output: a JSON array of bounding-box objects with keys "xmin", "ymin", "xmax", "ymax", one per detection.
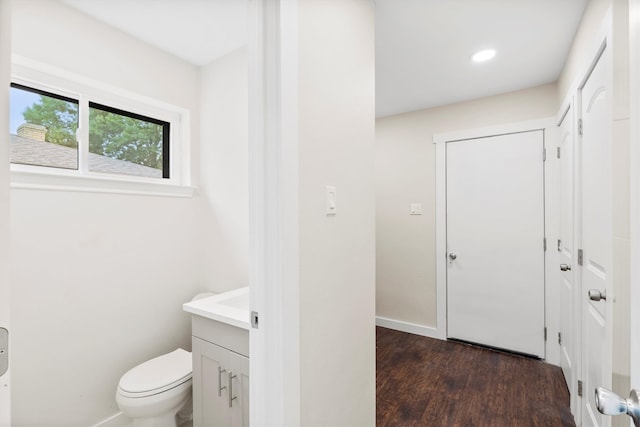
[{"xmin": 183, "ymin": 287, "xmax": 250, "ymax": 427}]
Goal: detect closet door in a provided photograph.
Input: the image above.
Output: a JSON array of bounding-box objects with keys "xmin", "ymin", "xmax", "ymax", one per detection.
[
  {"xmin": 578, "ymin": 43, "xmax": 612, "ymax": 427},
  {"xmin": 558, "ymin": 105, "xmax": 578, "ymax": 417}
]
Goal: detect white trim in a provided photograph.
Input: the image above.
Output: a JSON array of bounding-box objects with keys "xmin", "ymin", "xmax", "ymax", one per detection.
[
  {"xmin": 248, "ymin": 1, "xmax": 300, "ymax": 426},
  {"xmin": 249, "ymin": 1, "xmax": 302, "ymax": 425},
  {"xmin": 376, "ymin": 317, "xmax": 440, "ymax": 340},
  {"xmin": 434, "ymin": 117, "xmax": 557, "ymax": 360},
  {"xmin": 11, "ymin": 56, "xmax": 187, "ymax": 120},
  {"xmin": 0, "ymin": 0, "xmax": 11, "ymax": 424},
  {"xmin": 433, "ymin": 117, "xmax": 554, "ymax": 145},
  {"xmin": 434, "ymin": 139, "xmax": 448, "ymax": 341},
  {"xmin": 630, "ymin": 0, "xmax": 640, "ymax": 392},
  {"xmin": 10, "ymin": 55, "xmax": 191, "ymax": 189},
  {"xmin": 91, "ymin": 412, "xmax": 130, "ymax": 427},
  {"xmin": 10, "ymin": 169, "xmax": 196, "ymax": 197}
]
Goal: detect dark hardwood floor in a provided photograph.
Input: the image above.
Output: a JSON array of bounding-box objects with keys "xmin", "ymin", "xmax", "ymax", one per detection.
[{"xmin": 377, "ymin": 327, "xmax": 575, "ymax": 427}]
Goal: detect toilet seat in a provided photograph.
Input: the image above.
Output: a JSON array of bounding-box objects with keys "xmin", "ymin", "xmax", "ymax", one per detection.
[{"xmin": 118, "ymin": 348, "xmax": 192, "ymax": 398}]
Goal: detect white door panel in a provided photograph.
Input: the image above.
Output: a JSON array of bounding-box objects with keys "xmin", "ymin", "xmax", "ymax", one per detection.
[
  {"xmin": 558, "ymin": 105, "xmax": 577, "ymax": 418},
  {"xmin": 446, "ymin": 130, "xmax": 545, "ymax": 358},
  {"xmin": 579, "ymin": 43, "xmax": 612, "ymax": 427}
]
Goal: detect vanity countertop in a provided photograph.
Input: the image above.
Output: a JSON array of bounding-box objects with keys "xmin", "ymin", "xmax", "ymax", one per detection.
[{"xmin": 183, "ymin": 286, "xmax": 249, "ymax": 330}]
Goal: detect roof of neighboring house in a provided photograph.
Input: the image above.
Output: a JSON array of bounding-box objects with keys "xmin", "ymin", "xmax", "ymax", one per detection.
[{"xmin": 10, "ymin": 134, "xmax": 162, "ymax": 178}]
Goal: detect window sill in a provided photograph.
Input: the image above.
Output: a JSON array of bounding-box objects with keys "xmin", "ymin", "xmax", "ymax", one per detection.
[{"xmin": 10, "ymin": 169, "xmax": 197, "ymax": 198}]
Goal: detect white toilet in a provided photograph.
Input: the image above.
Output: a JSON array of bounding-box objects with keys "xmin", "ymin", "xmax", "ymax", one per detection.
[
  {"xmin": 116, "ymin": 348, "xmax": 193, "ymax": 427},
  {"xmin": 116, "ymin": 293, "xmax": 214, "ymax": 426}
]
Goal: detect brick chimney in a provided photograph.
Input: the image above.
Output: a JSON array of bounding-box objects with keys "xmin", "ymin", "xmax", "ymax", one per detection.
[{"xmin": 17, "ymin": 123, "xmax": 46, "ymax": 141}]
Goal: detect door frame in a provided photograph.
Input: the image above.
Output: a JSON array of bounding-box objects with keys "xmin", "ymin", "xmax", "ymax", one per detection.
[
  {"xmin": 248, "ymin": 0, "xmax": 300, "ymax": 425},
  {"xmin": 434, "ymin": 118, "xmax": 558, "ymax": 363},
  {"xmin": 0, "ymin": 0, "xmax": 11, "ymax": 424},
  {"xmin": 555, "ymin": 98, "xmax": 582, "ymax": 421},
  {"xmin": 628, "ymin": 0, "xmax": 640, "ymax": 396}
]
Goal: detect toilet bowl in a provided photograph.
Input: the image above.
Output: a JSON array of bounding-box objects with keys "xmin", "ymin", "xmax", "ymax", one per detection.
[{"xmin": 116, "ymin": 348, "xmax": 193, "ymax": 427}]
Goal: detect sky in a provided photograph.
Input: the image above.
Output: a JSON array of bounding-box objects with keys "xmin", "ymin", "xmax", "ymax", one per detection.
[{"xmin": 9, "ymin": 87, "xmax": 40, "ymax": 134}]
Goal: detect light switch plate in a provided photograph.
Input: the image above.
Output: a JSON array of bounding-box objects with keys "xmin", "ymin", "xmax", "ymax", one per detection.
[{"xmin": 410, "ymin": 203, "xmax": 422, "ymax": 215}]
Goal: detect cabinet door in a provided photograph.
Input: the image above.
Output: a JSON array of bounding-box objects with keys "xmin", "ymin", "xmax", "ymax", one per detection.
[
  {"xmin": 192, "ymin": 337, "xmax": 231, "ymax": 427},
  {"xmin": 229, "ymin": 351, "xmax": 250, "ymax": 427}
]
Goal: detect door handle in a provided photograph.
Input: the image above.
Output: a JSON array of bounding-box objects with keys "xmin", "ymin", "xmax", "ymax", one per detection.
[
  {"xmin": 588, "ymin": 289, "xmax": 607, "ymax": 302},
  {"xmin": 448, "ymin": 253, "xmax": 457, "ymax": 261},
  {"xmin": 560, "ymin": 264, "xmax": 571, "ymax": 271},
  {"xmin": 228, "ymin": 371, "xmax": 238, "ymax": 408},
  {"xmin": 596, "ymin": 387, "xmax": 640, "ymax": 427},
  {"xmin": 218, "ymin": 366, "xmax": 227, "ymax": 396}
]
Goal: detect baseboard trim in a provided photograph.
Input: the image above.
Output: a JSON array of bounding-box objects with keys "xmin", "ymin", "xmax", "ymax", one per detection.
[
  {"xmin": 92, "ymin": 412, "xmax": 130, "ymax": 427},
  {"xmin": 376, "ymin": 316, "xmax": 442, "ymax": 340}
]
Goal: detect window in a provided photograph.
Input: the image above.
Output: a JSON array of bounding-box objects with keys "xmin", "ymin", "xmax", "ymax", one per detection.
[
  {"xmin": 8, "ymin": 58, "xmax": 192, "ymax": 196},
  {"xmin": 10, "ymin": 83, "xmax": 79, "ymax": 170},
  {"xmin": 88, "ymin": 103, "xmax": 169, "ymax": 179},
  {"xmin": 10, "ymin": 83, "xmax": 171, "ymax": 180}
]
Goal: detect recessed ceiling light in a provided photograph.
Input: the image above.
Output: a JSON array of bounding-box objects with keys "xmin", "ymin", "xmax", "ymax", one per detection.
[{"xmin": 472, "ymin": 49, "xmax": 496, "ymax": 63}]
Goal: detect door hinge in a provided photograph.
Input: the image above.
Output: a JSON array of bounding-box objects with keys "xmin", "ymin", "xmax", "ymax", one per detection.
[
  {"xmin": 578, "ymin": 380, "xmax": 583, "ymax": 397},
  {"xmin": 251, "ymin": 311, "xmax": 259, "ymax": 329},
  {"xmin": 558, "ymin": 332, "xmax": 562, "ymax": 345},
  {"xmin": 544, "ymin": 327, "xmax": 547, "ymax": 341},
  {"xmin": 557, "ymin": 239, "xmax": 562, "ymax": 252},
  {"xmin": 578, "ymin": 118, "xmax": 583, "ymax": 136},
  {"xmin": 578, "ymin": 249, "xmax": 584, "ymax": 266},
  {"xmin": 544, "ymin": 238, "xmax": 547, "ymax": 251},
  {"xmin": 543, "ymin": 148, "xmax": 547, "ymax": 161},
  {"xmin": 557, "ymin": 146, "xmax": 561, "ymax": 159}
]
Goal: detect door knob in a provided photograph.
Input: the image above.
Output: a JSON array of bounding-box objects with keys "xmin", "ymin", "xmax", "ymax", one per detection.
[
  {"xmin": 596, "ymin": 387, "xmax": 640, "ymax": 427},
  {"xmin": 588, "ymin": 289, "xmax": 607, "ymax": 301},
  {"xmin": 560, "ymin": 264, "xmax": 571, "ymax": 271},
  {"xmin": 448, "ymin": 253, "xmax": 457, "ymax": 261}
]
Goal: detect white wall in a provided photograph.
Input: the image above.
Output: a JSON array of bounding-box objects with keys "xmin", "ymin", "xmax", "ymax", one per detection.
[
  {"xmin": 559, "ymin": 0, "xmax": 611, "ymax": 101},
  {"xmin": 295, "ymin": 1, "xmax": 376, "ymax": 425},
  {"xmin": 8, "ymin": 1, "xmax": 248, "ymax": 425},
  {"xmin": 611, "ymin": 0, "xmax": 632, "ymax": 384},
  {"xmin": 199, "ymin": 48, "xmax": 249, "ymax": 292},
  {"xmin": 376, "ymin": 84, "xmax": 558, "ymax": 330}
]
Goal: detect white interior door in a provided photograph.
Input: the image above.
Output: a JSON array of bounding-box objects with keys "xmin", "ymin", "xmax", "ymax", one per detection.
[
  {"xmin": 579, "ymin": 43, "xmax": 613, "ymax": 427},
  {"xmin": 446, "ymin": 130, "xmax": 546, "ymax": 358},
  {"xmin": 558, "ymin": 105, "xmax": 578, "ymax": 418}
]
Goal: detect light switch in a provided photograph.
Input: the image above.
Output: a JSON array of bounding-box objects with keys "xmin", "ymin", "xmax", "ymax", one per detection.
[
  {"xmin": 410, "ymin": 203, "xmax": 422, "ymax": 215},
  {"xmin": 326, "ymin": 186, "xmax": 336, "ymax": 215}
]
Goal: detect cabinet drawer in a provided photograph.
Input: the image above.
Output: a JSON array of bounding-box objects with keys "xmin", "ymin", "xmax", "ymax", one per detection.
[{"xmin": 192, "ymin": 315, "xmax": 249, "ymax": 356}]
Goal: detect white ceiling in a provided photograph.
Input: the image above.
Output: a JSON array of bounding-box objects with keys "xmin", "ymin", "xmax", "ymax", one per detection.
[
  {"xmin": 62, "ymin": 0, "xmax": 247, "ymax": 67},
  {"xmin": 61, "ymin": 0, "xmax": 588, "ymax": 118},
  {"xmin": 375, "ymin": 0, "xmax": 588, "ymax": 117}
]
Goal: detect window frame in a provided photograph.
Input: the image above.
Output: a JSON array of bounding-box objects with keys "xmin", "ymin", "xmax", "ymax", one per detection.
[
  {"xmin": 88, "ymin": 101, "xmax": 171, "ymax": 179},
  {"xmin": 9, "ymin": 56, "xmax": 194, "ymax": 197},
  {"xmin": 10, "ymin": 82, "xmax": 81, "ymax": 170}
]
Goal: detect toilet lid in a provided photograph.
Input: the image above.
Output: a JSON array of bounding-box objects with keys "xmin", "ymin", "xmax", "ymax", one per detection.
[{"xmin": 119, "ymin": 348, "xmax": 192, "ymax": 395}]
